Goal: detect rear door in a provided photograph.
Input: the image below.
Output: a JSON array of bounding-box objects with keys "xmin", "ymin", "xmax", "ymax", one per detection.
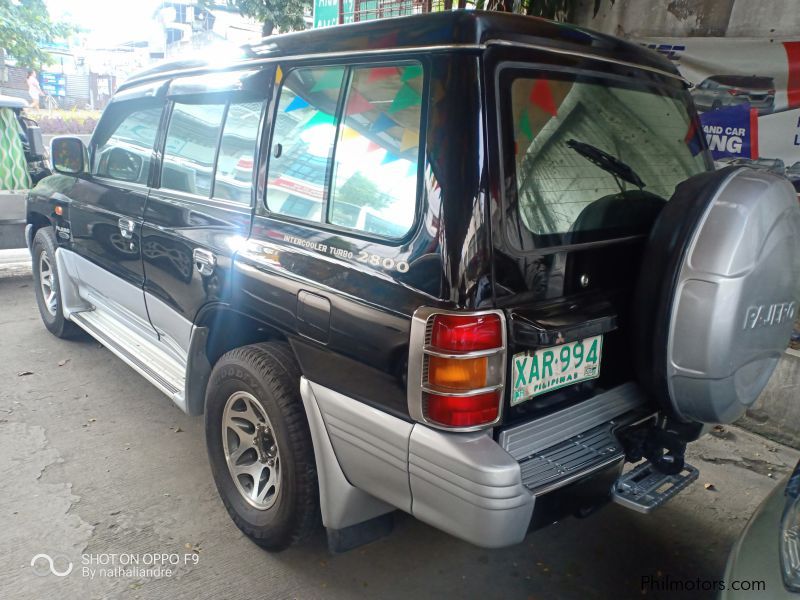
[
  {"xmin": 141, "ymin": 69, "xmax": 272, "ymax": 355},
  {"xmin": 485, "ymin": 49, "xmax": 712, "ymax": 425}
]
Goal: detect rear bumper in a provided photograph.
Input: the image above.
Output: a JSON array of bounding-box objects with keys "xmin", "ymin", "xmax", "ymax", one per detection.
[{"xmin": 300, "ymin": 377, "xmax": 646, "ymax": 548}]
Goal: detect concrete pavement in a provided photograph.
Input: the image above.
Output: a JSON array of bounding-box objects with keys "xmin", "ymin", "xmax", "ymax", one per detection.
[{"xmin": 1, "ymin": 271, "xmax": 798, "ymax": 600}]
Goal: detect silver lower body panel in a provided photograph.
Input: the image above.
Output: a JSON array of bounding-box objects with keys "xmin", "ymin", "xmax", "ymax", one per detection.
[{"xmin": 301, "ymin": 377, "xmax": 648, "ymax": 549}]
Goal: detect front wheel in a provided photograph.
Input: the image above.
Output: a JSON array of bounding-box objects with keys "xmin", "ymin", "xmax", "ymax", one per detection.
[
  {"xmin": 31, "ymin": 227, "xmax": 79, "ymax": 339},
  {"xmin": 204, "ymin": 342, "xmax": 320, "ymax": 551}
]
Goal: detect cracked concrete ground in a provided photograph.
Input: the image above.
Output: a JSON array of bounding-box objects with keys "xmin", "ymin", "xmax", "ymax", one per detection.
[{"xmin": 1, "ymin": 267, "xmax": 798, "ymax": 600}]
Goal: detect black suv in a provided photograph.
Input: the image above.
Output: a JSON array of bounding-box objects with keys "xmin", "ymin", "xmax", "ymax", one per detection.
[{"xmin": 26, "ymin": 12, "xmax": 800, "ymax": 552}]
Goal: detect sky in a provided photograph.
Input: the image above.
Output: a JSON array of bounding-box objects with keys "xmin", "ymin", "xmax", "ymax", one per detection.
[{"xmin": 46, "ymin": 0, "xmax": 163, "ymax": 47}]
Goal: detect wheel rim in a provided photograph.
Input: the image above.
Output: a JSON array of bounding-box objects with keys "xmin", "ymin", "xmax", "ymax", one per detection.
[
  {"xmin": 38, "ymin": 251, "xmax": 58, "ymax": 316},
  {"xmin": 222, "ymin": 391, "xmax": 281, "ymax": 510}
]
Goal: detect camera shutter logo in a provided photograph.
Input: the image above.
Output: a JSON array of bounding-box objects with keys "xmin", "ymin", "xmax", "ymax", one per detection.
[{"xmin": 30, "ymin": 554, "xmax": 73, "ymax": 577}]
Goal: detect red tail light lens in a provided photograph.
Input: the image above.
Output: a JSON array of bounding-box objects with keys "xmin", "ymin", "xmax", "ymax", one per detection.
[
  {"xmin": 425, "ymin": 391, "xmax": 500, "ymax": 428},
  {"xmin": 430, "ymin": 314, "xmax": 503, "ymax": 353},
  {"xmin": 727, "ymin": 89, "xmax": 740, "ymax": 96}
]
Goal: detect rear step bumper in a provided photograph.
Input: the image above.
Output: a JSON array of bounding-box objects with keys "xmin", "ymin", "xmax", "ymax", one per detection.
[{"xmin": 301, "ymin": 378, "xmax": 655, "ymax": 549}]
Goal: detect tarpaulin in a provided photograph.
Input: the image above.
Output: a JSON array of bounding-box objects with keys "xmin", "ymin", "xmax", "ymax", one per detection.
[
  {"xmin": 640, "ymin": 37, "xmax": 800, "ymax": 171},
  {"xmin": 0, "ymin": 108, "xmax": 31, "ymax": 191}
]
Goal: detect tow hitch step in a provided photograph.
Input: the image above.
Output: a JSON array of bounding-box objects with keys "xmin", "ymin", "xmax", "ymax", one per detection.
[{"xmin": 611, "ymin": 461, "xmax": 699, "ymax": 514}]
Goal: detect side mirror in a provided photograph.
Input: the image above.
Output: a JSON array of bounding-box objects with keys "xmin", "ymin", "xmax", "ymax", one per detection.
[{"xmin": 50, "ymin": 136, "xmax": 88, "ymax": 175}]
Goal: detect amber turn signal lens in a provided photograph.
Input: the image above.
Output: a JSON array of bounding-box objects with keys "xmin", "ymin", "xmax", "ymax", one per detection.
[{"xmin": 428, "ymin": 355, "xmax": 487, "ymax": 390}]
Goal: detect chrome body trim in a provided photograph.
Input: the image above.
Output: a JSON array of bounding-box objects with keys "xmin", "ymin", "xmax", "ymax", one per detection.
[
  {"xmin": 485, "ymin": 39, "xmax": 687, "ymax": 84},
  {"xmin": 121, "ymin": 44, "xmax": 485, "ymax": 91},
  {"xmin": 420, "ymin": 383, "xmax": 503, "ymax": 397},
  {"xmin": 498, "ymin": 381, "xmax": 646, "ymax": 461},
  {"xmin": 407, "ymin": 306, "xmax": 508, "ymax": 432},
  {"xmin": 422, "ymin": 345, "xmax": 500, "ymax": 359}
]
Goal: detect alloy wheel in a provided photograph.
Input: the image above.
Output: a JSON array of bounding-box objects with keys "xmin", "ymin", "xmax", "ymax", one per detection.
[{"xmin": 222, "ymin": 391, "xmax": 282, "ymax": 510}]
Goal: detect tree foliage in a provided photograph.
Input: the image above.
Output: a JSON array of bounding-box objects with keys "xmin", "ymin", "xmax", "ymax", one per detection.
[
  {"xmin": 225, "ymin": 0, "xmax": 310, "ymax": 37},
  {"xmin": 0, "ymin": 0, "xmax": 74, "ymax": 67}
]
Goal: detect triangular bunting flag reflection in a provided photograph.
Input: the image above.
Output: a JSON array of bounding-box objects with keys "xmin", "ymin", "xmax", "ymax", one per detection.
[
  {"xmin": 366, "ymin": 140, "xmax": 381, "ymax": 152},
  {"xmin": 275, "ymin": 66, "xmax": 283, "ymax": 84},
  {"xmin": 312, "ymin": 70, "xmax": 342, "ymax": 92},
  {"xmin": 518, "ymin": 111, "xmax": 533, "ymax": 139},
  {"xmin": 382, "ymin": 152, "xmax": 400, "ymax": 164},
  {"xmin": 370, "ymin": 113, "xmax": 396, "ymax": 133},
  {"xmin": 345, "ymin": 91, "xmax": 373, "ymax": 115},
  {"xmin": 401, "ymin": 65, "xmax": 422, "ymax": 81},
  {"xmin": 341, "ymin": 126, "xmax": 360, "ymax": 141},
  {"xmin": 284, "ymin": 95, "xmax": 310, "ymax": 112},
  {"xmin": 305, "ymin": 111, "xmax": 335, "ymax": 128},
  {"xmin": 530, "ymin": 79, "xmax": 558, "ymax": 117},
  {"xmin": 388, "ymin": 84, "xmax": 421, "ymax": 114},
  {"xmin": 400, "ymin": 128, "xmax": 419, "ymax": 152},
  {"xmin": 368, "ymin": 66, "xmax": 399, "ymax": 82}
]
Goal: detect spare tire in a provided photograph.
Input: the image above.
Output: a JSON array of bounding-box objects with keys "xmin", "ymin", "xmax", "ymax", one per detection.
[{"xmin": 634, "ymin": 166, "xmax": 800, "ymax": 424}]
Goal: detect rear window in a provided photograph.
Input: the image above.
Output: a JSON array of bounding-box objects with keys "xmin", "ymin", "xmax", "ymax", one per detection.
[{"xmin": 500, "ymin": 69, "xmax": 709, "ymax": 248}]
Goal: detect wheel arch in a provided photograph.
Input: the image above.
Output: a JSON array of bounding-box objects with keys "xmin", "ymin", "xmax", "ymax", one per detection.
[{"xmin": 185, "ymin": 303, "xmax": 291, "ymax": 416}]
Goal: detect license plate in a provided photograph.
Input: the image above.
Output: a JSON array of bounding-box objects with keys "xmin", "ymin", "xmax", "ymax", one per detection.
[{"xmin": 511, "ymin": 335, "xmax": 603, "ymax": 406}]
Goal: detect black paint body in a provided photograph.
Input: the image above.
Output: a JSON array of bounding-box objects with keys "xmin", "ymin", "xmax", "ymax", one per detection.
[{"xmin": 26, "ymin": 11, "xmax": 709, "ymax": 434}]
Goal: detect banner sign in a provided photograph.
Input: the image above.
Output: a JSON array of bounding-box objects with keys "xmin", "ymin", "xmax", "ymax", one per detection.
[{"xmin": 641, "ymin": 37, "xmax": 800, "ymax": 177}]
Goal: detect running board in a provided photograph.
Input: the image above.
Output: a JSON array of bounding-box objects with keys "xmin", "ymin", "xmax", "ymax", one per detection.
[
  {"xmin": 70, "ymin": 309, "xmax": 187, "ymax": 411},
  {"xmin": 611, "ymin": 461, "xmax": 699, "ymax": 514}
]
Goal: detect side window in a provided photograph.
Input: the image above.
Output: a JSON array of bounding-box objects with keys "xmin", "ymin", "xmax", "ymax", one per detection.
[
  {"xmin": 267, "ymin": 67, "xmax": 345, "ymax": 222},
  {"xmin": 213, "ymin": 101, "xmax": 264, "ymax": 203},
  {"xmin": 93, "ymin": 100, "xmax": 163, "ymax": 184},
  {"xmin": 161, "ymin": 101, "xmax": 226, "ymax": 196},
  {"xmin": 329, "ymin": 64, "xmax": 422, "ymax": 238}
]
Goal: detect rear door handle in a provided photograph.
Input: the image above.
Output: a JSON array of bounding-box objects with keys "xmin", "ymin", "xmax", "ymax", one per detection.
[
  {"xmin": 118, "ymin": 217, "xmax": 136, "ymax": 239},
  {"xmin": 193, "ymin": 248, "xmax": 216, "ymax": 276}
]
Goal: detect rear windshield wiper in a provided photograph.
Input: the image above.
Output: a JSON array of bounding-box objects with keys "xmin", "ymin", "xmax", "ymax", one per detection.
[{"xmin": 566, "ymin": 139, "xmax": 646, "ymax": 191}]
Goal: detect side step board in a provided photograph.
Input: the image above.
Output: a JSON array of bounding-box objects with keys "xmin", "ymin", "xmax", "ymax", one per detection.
[
  {"xmin": 70, "ymin": 309, "xmax": 187, "ymax": 410},
  {"xmin": 612, "ymin": 460, "xmax": 699, "ymax": 513}
]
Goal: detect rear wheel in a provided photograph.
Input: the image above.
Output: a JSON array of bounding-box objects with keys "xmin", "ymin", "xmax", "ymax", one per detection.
[
  {"xmin": 31, "ymin": 227, "xmax": 79, "ymax": 339},
  {"xmin": 204, "ymin": 342, "xmax": 320, "ymax": 551}
]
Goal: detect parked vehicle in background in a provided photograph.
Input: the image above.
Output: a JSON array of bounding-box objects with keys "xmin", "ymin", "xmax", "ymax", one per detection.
[
  {"xmin": 786, "ymin": 162, "xmax": 800, "ymax": 193},
  {"xmin": 25, "ymin": 11, "xmax": 800, "ymax": 554},
  {"xmin": 721, "ymin": 459, "xmax": 800, "ymax": 599},
  {"xmin": 691, "ymin": 75, "xmax": 776, "ymax": 114},
  {"xmin": 716, "ymin": 156, "xmax": 787, "ymax": 175},
  {"xmin": 0, "ymin": 94, "xmax": 50, "ymax": 249}
]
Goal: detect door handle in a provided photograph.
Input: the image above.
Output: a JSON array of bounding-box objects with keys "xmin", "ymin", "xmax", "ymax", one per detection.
[
  {"xmin": 193, "ymin": 248, "xmax": 216, "ymax": 276},
  {"xmin": 118, "ymin": 217, "xmax": 136, "ymax": 239}
]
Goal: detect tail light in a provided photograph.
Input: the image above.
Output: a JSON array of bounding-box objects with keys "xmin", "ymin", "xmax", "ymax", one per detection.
[
  {"xmin": 727, "ymin": 89, "xmax": 741, "ymax": 96},
  {"xmin": 407, "ymin": 308, "xmax": 506, "ymax": 431}
]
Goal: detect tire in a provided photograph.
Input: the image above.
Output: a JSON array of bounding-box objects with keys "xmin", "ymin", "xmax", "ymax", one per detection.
[
  {"xmin": 31, "ymin": 227, "xmax": 79, "ymax": 339},
  {"xmin": 205, "ymin": 342, "xmax": 320, "ymax": 551}
]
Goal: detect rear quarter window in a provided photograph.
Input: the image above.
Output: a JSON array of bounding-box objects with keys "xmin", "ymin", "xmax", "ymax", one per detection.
[{"xmin": 266, "ymin": 61, "xmax": 424, "ymax": 241}]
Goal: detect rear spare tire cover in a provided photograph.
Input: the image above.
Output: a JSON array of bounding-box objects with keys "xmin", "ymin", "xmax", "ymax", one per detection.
[{"xmin": 635, "ymin": 167, "xmax": 800, "ymax": 424}]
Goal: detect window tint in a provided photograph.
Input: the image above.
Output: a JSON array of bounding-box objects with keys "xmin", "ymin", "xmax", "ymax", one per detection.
[
  {"xmin": 93, "ymin": 101, "xmax": 163, "ymax": 184},
  {"xmin": 266, "ymin": 62, "xmax": 423, "ymax": 239},
  {"xmin": 267, "ymin": 67, "xmax": 345, "ymax": 222},
  {"xmin": 213, "ymin": 101, "xmax": 264, "ymax": 203},
  {"xmin": 162, "ymin": 101, "xmax": 226, "ymax": 196},
  {"xmin": 506, "ymin": 74, "xmax": 707, "ymax": 246},
  {"xmin": 328, "ymin": 64, "xmax": 422, "ymax": 238}
]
